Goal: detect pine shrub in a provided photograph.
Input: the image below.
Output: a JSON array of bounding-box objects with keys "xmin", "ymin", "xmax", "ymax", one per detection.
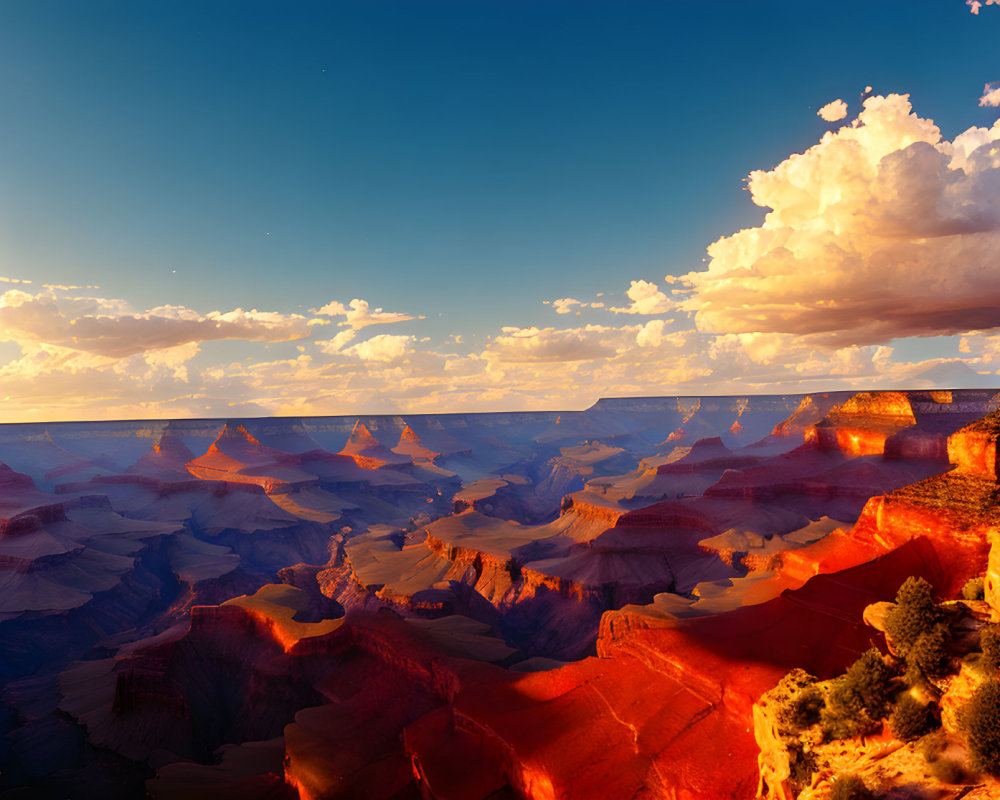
[
  {"xmin": 910, "ymin": 621, "xmax": 950, "ymax": 677},
  {"xmin": 963, "ymin": 679, "xmax": 1000, "ymax": 773},
  {"xmin": 884, "ymin": 576, "xmax": 940, "ymax": 657},
  {"xmin": 888, "ymin": 694, "xmax": 934, "ymax": 741},
  {"xmin": 982, "ymin": 625, "xmax": 1000, "ymax": 673},
  {"xmin": 822, "ymin": 649, "xmax": 892, "ymax": 740}
]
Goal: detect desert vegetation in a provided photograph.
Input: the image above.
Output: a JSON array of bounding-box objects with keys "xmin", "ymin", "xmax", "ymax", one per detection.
[{"xmin": 759, "ymin": 572, "xmax": 1000, "ymax": 797}]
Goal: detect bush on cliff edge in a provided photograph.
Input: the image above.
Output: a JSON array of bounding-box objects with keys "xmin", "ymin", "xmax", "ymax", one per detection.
[{"xmin": 963, "ymin": 679, "xmax": 1000, "ymax": 773}]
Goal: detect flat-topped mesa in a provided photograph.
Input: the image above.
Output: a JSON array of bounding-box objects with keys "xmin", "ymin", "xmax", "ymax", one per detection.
[
  {"xmin": 801, "ymin": 390, "xmax": 1000, "ymax": 461},
  {"xmin": 948, "ymin": 408, "xmax": 1000, "ymax": 481},
  {"xmin": 558, "ymin": 490, "xmax": 626, "ymax": 528},
  {"xmin": 215, "ymin": 583, "xmax": 344, "ymax": 654},
  {"xmin": 340, "ymin": 421, "xmax": 411, "ymax": 470},
  {"xmin": 807, "ymin": 391, "xmax": 917, "ymax": 456}
]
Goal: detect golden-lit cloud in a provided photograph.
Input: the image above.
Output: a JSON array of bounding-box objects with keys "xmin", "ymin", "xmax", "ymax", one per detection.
[
  {"xmin": 981, "ymin": 82, "xmax": 1000, "ymax": 107},
  {"xmin": 552, "ymin": 298, "xmax": 582, "ymax": 314},
  {"xmin": 682, "ymin": 94, "xmax": 1000, "ymax": 345},
  {"xmin": 817, "ymin": 99, "xmax": 848, "ymax": 122},
  {"xmin": 342, "ymin": 333, "xmax": 416, "ymax": 362},
  {"xmin": 315, "ymin": 298, "xmax": 419, "ymax": 329},
  {"xmin": 609, "ymin": 279, "xmax": 675, "ymax": 315},
  {"xmin": 0, "ymin": 289, "xmax": 311, "ymax": 358},
  {"xmin": 485, "ymin": 324, "xmax": 639, "ymax": 362}
]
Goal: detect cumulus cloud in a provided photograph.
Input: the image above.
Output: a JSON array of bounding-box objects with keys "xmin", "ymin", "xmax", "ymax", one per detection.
[
  {"xmin": 817, "ymin": 99, "xmax": 848, "ymax": 122},
  {"xmin": 315, "ymin": 329, "xmax": 358, "ymax": 354},
  {"xmin": 342, "ymin": 333, "xmax": 415, "ymax": 362},
  {"xmin": 981, "ymin": 82, "xmax": 1000, "ymax": 108},
  {"xmin": 485, "ymin": 325, "xmax": 638, "ymax": 362},
  {"xmin": 315, "ymin": 298, "xmax": 419, "ymax": 329},
  {"xmin": 610, "ymin": 280, "xmax": 675, "ymax": 315},
  {"xmin": 0, "ymin": 289, "xmax": 311, "ymax": 358},
  {"xmin": 548, "ymin": 297, "xmax": 607, "ymax": 314},
  {"xmin": 682, "ymin": 93, "xmax": 1000, "ymax": 345},
  {"xmin": 552, "ymin": 298, "xmax": 582, "ymax": 314}
]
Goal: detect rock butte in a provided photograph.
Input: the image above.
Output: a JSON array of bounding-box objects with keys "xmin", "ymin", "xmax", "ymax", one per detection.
[{"xmin": 1, "ymin": 390, "xmax": 1000, "ymax": 797}]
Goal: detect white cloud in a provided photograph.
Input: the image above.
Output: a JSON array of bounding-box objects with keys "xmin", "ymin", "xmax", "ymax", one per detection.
[
  {"xmin": 549, "ymin": 297, "xmax": 608, "ymax": 314},
  {"xmin": 610, "ymin": 280, "xmax": 675, "ymax": 315},
  {"xmin": 552, "ymin": 298, "xmax": 582, "ymax": 314},
  {"xmin": 682, "ymin": 94, "xmax": 1000, "ymax": 345},
  {"xmin": 315, "ymin": 298, "xmax": 418, "ymax": 329},
  {"xmin": 0, "ymin": 289, "xmax": 311, "ymax": 358},
  {"xmin": 817, "ymin": 99, "xmax": 848, "ymax": 122},
  {"xmin": 342, "ymin": 333, "xmax": 415, "ymax": 362},
  {"xmin": 980, "ymin": 82, "xmax": 1000, "ymax": 108},
  {"xmin": 315, "ymin": 329, "xmax": 358, "ymax": 354},
  {"xmin": 636, "ymin": 319, "xmax": 667, "ymax": 348},
  {"xmin": 486, "ymin": 324, "xmax": 638, "ymax": 363}
]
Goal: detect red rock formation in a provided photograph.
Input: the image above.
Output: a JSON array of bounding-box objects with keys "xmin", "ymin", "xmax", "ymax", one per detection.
[
  {"xmin": 391, "ymin": 424, "xmax": 438, "ymax": 464},
  {"xmin": 339, "ymin": 421, "xmax": 411, "ymax": 470},
  {"xmin": 948, "ymin": 408, "xmax": 1000, "ymax": 480},
  {"xmin": 127, "ymin": 428, "xmax": 196, "ymax": 481}
]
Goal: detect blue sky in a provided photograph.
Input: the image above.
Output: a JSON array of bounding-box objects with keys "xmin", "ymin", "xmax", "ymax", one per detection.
[{"xmin": 0, "ymin": 1, "xmax": 999, "ymax": 421}]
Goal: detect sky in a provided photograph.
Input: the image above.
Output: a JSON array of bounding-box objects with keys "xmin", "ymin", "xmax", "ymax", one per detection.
[{"xmin": 1, "ymin": 0, "xmax": 1000, "ymax": 422}]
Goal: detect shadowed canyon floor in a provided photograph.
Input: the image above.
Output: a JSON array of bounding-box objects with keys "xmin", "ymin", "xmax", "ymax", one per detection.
[{"xmin": 1, "ymin": 391, "xmax": 999, "ymax": 798}]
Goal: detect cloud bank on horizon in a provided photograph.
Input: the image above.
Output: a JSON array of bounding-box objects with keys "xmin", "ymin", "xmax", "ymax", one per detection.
[{"xmin": 4, "ymin": 92, "xmax": 1000, "ymax": 422}]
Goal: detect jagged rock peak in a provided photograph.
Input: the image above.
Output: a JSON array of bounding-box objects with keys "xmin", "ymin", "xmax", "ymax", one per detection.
[
  {"xmin": 399, "ymin": 424, "xmax": 421, "ymax": 444},
  {"xmin": 346, "ymin": 420, "xmax": 381, "ymax": 449},
  {"xmin": 0, "ymin": 461, "xmax": 37, "ymax": 491},
  {"xmin": 215, "ymin": 422, "xmax": 263, "ymax": 445},
  {"xmin": 152, "ymin": 425, "xmax": 195, "ymax": 457}
]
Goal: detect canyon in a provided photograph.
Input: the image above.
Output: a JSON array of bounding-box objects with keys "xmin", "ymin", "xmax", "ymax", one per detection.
[{"xmin": 1, "ymin": 390, "xmax": 998, "ymax": 798}]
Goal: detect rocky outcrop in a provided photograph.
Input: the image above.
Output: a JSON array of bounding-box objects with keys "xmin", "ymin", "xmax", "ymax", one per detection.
[{"xmin": 339, "ymin": 421, "xmax": 411, "ymax": 470}]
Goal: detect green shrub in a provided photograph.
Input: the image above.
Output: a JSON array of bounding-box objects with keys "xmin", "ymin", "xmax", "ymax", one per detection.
[
  {"xmin": 772, "ymin": 669, "xmax": 823, "ymax": 733},
  {"xmin": 786, "ymin": 684, "xmax": 825, "ymax": 731},
  {"xmin": 963, "ymin": 679, "xmax": 1000, "ymax": 773},
  {"xmin": 889, "ymin": 693, "xmax": 934, "ymax": 741},
  {"xmin": 830, "ymin": 773, "xmax": 873, "ymax": 800},
  {"xmin": 842, "ymin": 649, "xmax": 892, "ymax": 716},
  {"xmin": 962, "ymin": 577, "xmax": 986, "ymax": 601},
  {"xmin": 884, "ymin": 576, "xmax": 940, "ymax": 657},
  {"xmin": 822, "ymin": 649, "xmax": 893, "ymax": 740},
  {"xmin": 910, "ymin": 621, "xmax": 950, "ymax": 677},
  {"xmin": 982, "ymin": 625, "xmax": 1000, "ymax": 673}
]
